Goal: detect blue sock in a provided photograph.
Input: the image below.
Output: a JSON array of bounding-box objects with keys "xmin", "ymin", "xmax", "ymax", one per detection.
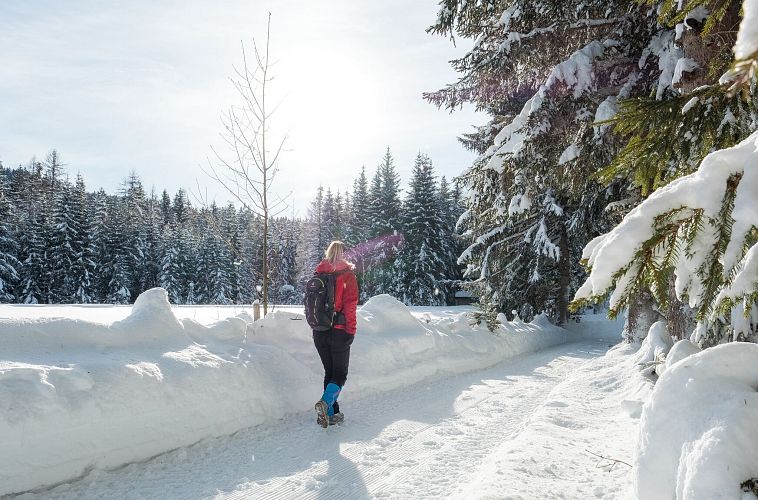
[{"xmin": 322, "ymin": 383, "xmax": 341, "ymax": 417}]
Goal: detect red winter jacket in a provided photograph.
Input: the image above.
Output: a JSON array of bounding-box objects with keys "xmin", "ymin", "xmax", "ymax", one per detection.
[{"xmin": 315, "ymin": 259, "xmax": 359, "ymax": 334}]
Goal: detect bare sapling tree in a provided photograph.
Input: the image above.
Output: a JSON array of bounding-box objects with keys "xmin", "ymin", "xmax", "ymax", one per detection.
[{"xmin": 203, "ymin": 13, "xmax": 288, "ymax": 315}]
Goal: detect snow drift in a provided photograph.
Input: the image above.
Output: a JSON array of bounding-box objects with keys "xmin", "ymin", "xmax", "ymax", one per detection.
[
  {"xmin": 635, "ymin": 342, "xmax": 758, "ymax": 500},
  {"xmin": 0, "ymin": 289, "xmax": 571, "ymax": 496}
]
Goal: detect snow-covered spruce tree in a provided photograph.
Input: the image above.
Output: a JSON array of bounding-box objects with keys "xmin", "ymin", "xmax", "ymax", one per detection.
[
  {"xmin": 8, "ymin": 162, "xmax": 45, "ymax": 303},
  {"xmin": 394, "ymin": 153, "xmax": 448, "ymax": 305},
  {"xmin": 366, "ymin": 167, "xmax": 383, "ymax": 238},
  {"xmin": 159, "ymin": 191, "xmax": 199, "ymax": 305},
  {"xmin": 322, "ymin": 188, "xmax": 339, "ymax": 241},
  {"xmin": 267, "ymin": 217, "xmax": 300, "ymax": 305},
  {"xmin": 339, "ymin": 191, "xmax": 352, "ymax": 244},
  {"xmin": 303, "ymin": 186, "xmax": 328, "ymax": 280},
  {"xmin": 363, "ymin": 148, "xmax": 404, "ymax": 296},
  {"xmin": 88, "ymin": 189, "xmax": 111, "ymax": 303},
  {"xmin": 349, "ymin": 166, "xmax": 371, "ymax": 246},
  {"xmin": 138, "ymin": 189, "xmax": 162, "ymax": 293},
  {"xmin": 0, "ymin": 173, "xmax": 20, "ymax": 302},
  {"xmin": 588, "ymin": 0, "xmax": 754, "ymax": 340},
  {"xmin": 237, "ymin": 210, "xmax": 265, "ymax": 303},
  {"xmin": 437, "ymin": 176, "xmax": 466, "ymax": 304},
  {"xmin": 120, "ymin": 173, "xmax": 150, "ymax": 302},
  {"xmin": 374, "ymin": 147, "xmax": 402, "ymax": 236},
  {"xmin": 104, "ymin": 195, "xmax": 132, "ymax": 304},
  {"xmin": 573, "ymin": 0, "xmax": 758, "ymax": 346},
  {"xmin": 195, "ymin": 207, "xmax": 226, "ymax": 304},
  {"xmin": 427, "ymin": 0, "xmax": 665, "ymax": 326},
  {"xmin": 70, "ymin": 174, "xmax": 95, "ymax": 303},
  {"xmin": 219, "ymin": 203, "xmax": 242, "ymax": 303}
]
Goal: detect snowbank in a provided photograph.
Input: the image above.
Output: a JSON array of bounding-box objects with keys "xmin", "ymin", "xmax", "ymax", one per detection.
[
  {"xmin": 635, "ymin": 342, "xmax": 758, "ymax": 500},
  {"xmin": 735, "ymin": 0, "xmax": 758, "ymax": 60},
  {"xmin": 635, "ymin": 321, "xmax": 674, "ymax": 373},
  {"xmin": 0, "ymin": 290, "xmax": 570, "ymax": 495}
]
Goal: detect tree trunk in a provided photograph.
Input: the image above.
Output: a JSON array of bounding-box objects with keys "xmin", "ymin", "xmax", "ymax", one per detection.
[
  {"xmin": 665, "ymin": 274, "xmax": 695, "ymax": 340},
  {"xmin": 556, "ymin": 219, "xmax": 570, "ymax": 326},
  {"xmin": 262, "ymin": 214, "xmax": 268, "ymax": 315},
  {"xmin": 623, "ymin": 289, "xmax": 661, "ymax": 343}
]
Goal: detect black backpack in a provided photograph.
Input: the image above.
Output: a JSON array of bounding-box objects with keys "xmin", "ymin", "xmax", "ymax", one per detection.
[{"xmin": 304, "ymin": 270, "xmax": 349, "ymax": 331}]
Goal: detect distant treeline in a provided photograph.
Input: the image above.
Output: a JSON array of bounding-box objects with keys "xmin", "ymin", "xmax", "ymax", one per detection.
[{"xmin": 0, "ymin": 148, "xmax": 465, "ymax": 306}]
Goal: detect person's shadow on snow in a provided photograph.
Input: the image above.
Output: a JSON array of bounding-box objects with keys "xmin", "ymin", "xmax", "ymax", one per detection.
[{"xmin": 313, "ymin": 429, "xmax": 369, "ymax": 500}]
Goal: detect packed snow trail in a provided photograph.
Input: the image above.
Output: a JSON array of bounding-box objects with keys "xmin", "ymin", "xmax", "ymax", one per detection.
[{"xmin": 19, "ymin": 341, "xmax": 628, "ymax": 500}]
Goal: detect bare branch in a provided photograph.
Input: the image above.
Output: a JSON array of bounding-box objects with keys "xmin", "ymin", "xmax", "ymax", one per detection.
[
  {"xmin": 199, "ymin": 12, "xmax": 288, "ymax": 315},
  {"xmin": 585, "ymin": 449, "xmax": 633, "ymax": 472}
]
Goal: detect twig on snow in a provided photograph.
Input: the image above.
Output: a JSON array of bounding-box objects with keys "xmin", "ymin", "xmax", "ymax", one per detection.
[{"xmin": 585, "ymin": 449, "xmax": 633, "ymax": 472}]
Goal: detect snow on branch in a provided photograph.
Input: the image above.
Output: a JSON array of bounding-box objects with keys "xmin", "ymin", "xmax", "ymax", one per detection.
[
  {"xmin": 484, "ymin": 40, "xmax": 609, "ymax": 172},
  {"xmin": 573, "ymin": 130, "xmax": 758, "ymax": 332}
]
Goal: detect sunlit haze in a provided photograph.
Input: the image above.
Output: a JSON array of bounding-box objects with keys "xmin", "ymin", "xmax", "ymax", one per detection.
[{"xmin": 0, "ymin": 0, "xmax": 482, "ymax": 214}]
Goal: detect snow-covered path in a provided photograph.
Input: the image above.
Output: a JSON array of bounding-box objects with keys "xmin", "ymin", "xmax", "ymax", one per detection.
[{"xmin": 21, "ymin": 341, "xmax": 634, "ymax": 500}]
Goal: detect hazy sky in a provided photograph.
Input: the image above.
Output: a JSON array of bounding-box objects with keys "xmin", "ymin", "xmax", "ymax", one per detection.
[{"xmin": 0, "ymin": 0, "xmax": 482, "ymax": 214}]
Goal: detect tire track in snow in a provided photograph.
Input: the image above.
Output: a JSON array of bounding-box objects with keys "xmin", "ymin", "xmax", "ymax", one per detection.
[{"xmin": 21, "ymin": 342, "xmax": 608, "ymax": 500}]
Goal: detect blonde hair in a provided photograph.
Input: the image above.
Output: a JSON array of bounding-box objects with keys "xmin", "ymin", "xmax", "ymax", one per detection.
[{"xmin": 325, "ymin": 240, "xmax": 346, "ymax": 264}]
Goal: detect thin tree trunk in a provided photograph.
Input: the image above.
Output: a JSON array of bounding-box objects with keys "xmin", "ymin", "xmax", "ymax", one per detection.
[
  {"xmin": 665, "ymin": 274, "xmax": 695, "ymax": 340},
  {"xmin": 557, "ymin": 219, "xmax": 570, "ymax": 326},
  {"xmin": 261, "ymin": 14, "xmax": 270, "ymax": 315}
]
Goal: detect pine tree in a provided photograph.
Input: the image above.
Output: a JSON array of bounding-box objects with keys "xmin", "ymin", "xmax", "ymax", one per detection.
[
  {"xmin": 71, "ymin": 174, "xmax": 95, "ymax": 303},
  {"xmin": 573, "ymin": 0, "xmax": 757, "ymax": 345},
  {"xmin": 333, "ymin": 191, "xmax": 345, "ymax": 240},
  {"xmin": 349, "ymin": 166, "xmax": 371, "ymax": 245},
  {"xmin": 322, "ymin": 188, "xmax": 337, "ymax": 242},
  {"xmin": 304, "ymin": 186, "xmax": 327, "ymax": 277},
  {"xmin": 394, "ymin": 153, "xmax": 447, "ymax": 305},
  {"xmin": 367, "ymin": 166, "xmax": 384, "ymax": 239},
  {"xmin": 426, "ymin": 0, "xmax": 669, "ymax": 326},
  {"xmin": 105, "ymin": 195, "xmax": 131, "ymax": 304},
  {"xmin": 437, "ymin": 176, "xmax": 464, "ymax": 304},
  {"xmin": 141, "ymin": 189, "xmax": 161, "ymax": 292},
  {"xmin": 89, "ymin": 189, "xmax": 112, "ymax": 303},
  {"xmin": 219, "ymin": 203, "xmax": 242, "ymax": 303},
  {"xmin": 49, "ymin": 180, "xmax": 80, "ymax": 302},
  {"xmin": 121, "ymin": 172, "xmax": 147, "ymax": 302},
  {"xmin": 267, "ymin": 218, "xmax": 300, "ymax": 304},
  {"xmin": 362, "ymin": 149, "xmax": 404, "ymax": 296},
  {"xmin": 238, "ymin": 211, "xmax": 264, "ymax": 303},
  {"xmin": 376, "ymin": 148, "xmax": 402, "ymax": 235},
  {"xmin": 0, "ymin": 173, "xmax": 20, "ymax": 302},
  {"xmin": 43, "ymin": 149, "xmax": 65, "ymax": 202},
  {"xmin": 160, "ymin": 189, "xmax": 173, "ymax": 229}
]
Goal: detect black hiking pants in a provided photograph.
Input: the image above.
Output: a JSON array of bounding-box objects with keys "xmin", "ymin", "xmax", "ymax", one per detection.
[{"xmin": 313, "ymin": 328, "xmax": 354, "ymax": 413}]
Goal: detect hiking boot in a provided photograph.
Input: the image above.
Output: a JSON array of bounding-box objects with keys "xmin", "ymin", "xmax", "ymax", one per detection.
[
  {"xmin": 329, "ymin": 412, "xmax": 344, "ymax": 425},
  {"xmin": 315, "ymin": 399, "xmax": 329, "ymax": 428}
]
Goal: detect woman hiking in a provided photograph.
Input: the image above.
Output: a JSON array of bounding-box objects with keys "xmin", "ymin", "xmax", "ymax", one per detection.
[{"xmin": 309, "ymin": 240, "xmax": 359, "ymax": 427}]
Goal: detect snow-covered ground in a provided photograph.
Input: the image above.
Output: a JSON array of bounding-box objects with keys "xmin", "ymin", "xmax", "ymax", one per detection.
[
  {"xmin": 28, "ymin": 289, "xmax": 758, "ymax": 499},
  {"xmin": 16, "ymin": 340, "xmax": 643, "ymax": 500},
  {"xmin": 0, "ymin": 290, "xmax": 575, "ymax": 497},
  {"xmin": 10, "ymin": 292, "xmax": 754, "ymax": 499}
]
